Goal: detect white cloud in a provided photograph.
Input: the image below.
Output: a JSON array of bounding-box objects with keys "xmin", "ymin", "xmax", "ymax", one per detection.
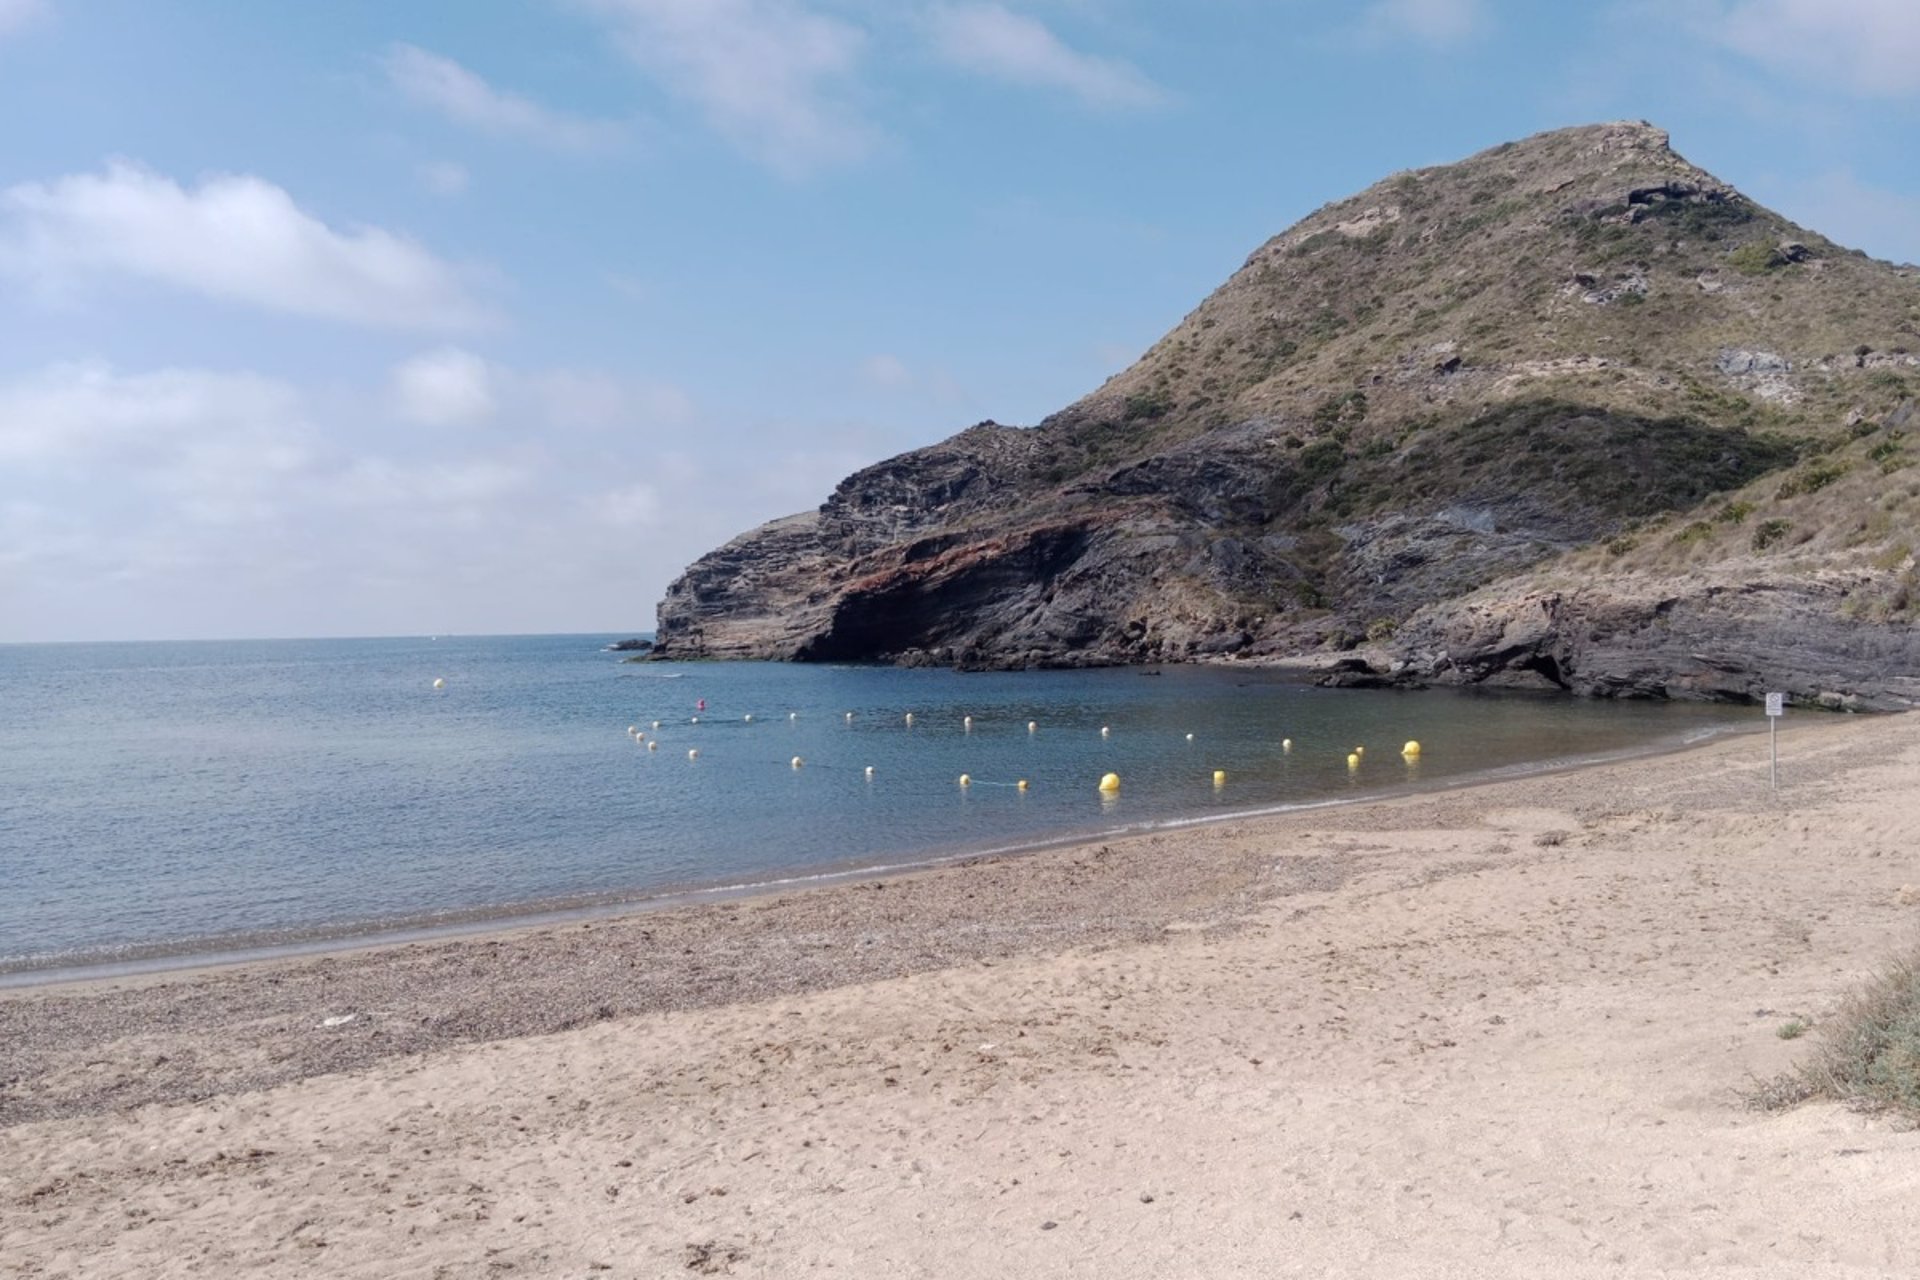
[
  {"xmin": 928, "ymin": 3, "xmax": 1165, "ymax": 108},
  {"xmin": 584, "ymin": 0, "xmax": 874, "ymax": 175},
  {"xmin": 417, "ymin": 160, "xmax": 471, "ymax": 196},
  {"xmin": 0, "ymin": 361, "xmax": 303, "ymax": 463},
  {"xmin": 383, "ymin": 44, "xmax": 626, "ymax": 151},
  {"xmin": 0, "ymin": 160, "xmax": 493, "ymax": 330},
  {"xmin": 0, "ymin": 0, "xmax": 47, "ymax": 40},
  {"xmin": 391, "ymin": 347, "xmax": 496, "ymax": 426},
  {"xmin": 1705, "ymin": 0, "xmax": 1920, "ymax": 96},
  {"xmin": 1359, "ymin": 0, "xmax": 1488, "ymax": 46}
]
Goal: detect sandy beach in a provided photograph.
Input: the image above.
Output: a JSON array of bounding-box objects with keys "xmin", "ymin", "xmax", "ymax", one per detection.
[{"xmin": 4, "ymin": 710, "xmax": 1919, "ymax": 1277}]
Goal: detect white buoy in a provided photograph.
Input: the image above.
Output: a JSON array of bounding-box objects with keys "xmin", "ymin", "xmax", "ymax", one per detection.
[
  {"xmin": 691, "ymin": 716, "xmax": 700, "ymax": 724},
  {"xmin": 905, "ymin": 712, "xmax": 915, "ymax": 725},
  {"xmin": 1282, "ymin": 738, "xmax": 1292, "ymax": 751},
  {"xmin": 1186, "ymin": 733, "xmax": 1195, "ymax": 742},
  {"xmin": 958, "ymin": 774, "xmax": 970, "ymax": 786},
  {"xmin": 845, "ymin": 711, "xmax": 854, "ymax": 722},
  {"xmin": 1017, "ymin": 779, "xmax": 1029, "ymax": 792},
  {"xmin": 744, "ymin": 713, "xmax": 753, "ymax": 722},
  {"xmin": 1101, "ymin": 726, "xmax": 1111, "ymax": 738},
  {"xmin": 963, "ymin": 716, "xmax": 973, "ymax": 730},
  {"xmin": 432, "ymin": 677, "xmax": 445, "ymax": 689},
  {"xmin": 1028, "ymin": 721, "xmax": 1037, "ymax": 734},
  {"xmin": 689, "ymin": 749, "xmax": 700, "ymax": 760},
  {"xmin": 647, "ymin": 741, "xmax": 657, "ymax": 751},
  {"xmin": 864, "ymin": 765, "xmax": 875, "ymax": 778},
  {"xmin": 791, "ymin": 756, "xmax": 804, "ymax": 769},
  {"xmin": 652, "ymin": 721, "xmax": 661, "ymax": 730},
  {"xmin": 789, "ymin": 712, "xmax": 798, "ymax": 721}
]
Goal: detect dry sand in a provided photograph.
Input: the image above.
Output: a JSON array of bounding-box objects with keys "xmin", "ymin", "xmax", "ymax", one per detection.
[{"xmin": 4, "ymin": 711, "xmax": 1919, "ymax": 1278}]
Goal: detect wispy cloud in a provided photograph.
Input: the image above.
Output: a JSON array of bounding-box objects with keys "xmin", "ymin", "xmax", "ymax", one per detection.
[
  {"xmin": 583, "ymin": 0, "xmax": 875, "ymax": 176},
  {"xmin": 928, "ymin": 3, "xmax": 1166, "ymax": 109},
  {"xmin": 0, "ymin": 361, "xmax": 303, "ymax": 464},
  {"xmin": 1699, "ymin": 0, "xmax": 1920, "ymax": 97},
  {"xmin": 581, "ymin": 481, "xmax": 663, "ymax": 528},
  {"xmin": 1359, "ymin": 0, "xmax": 1489, "ymax": 46},
  {"xmin": 0, "ymin": 356, "xmax": 718, "ymax": 638},
  {"xmin": 391, "ymin": 347, "xmax": 497, "ymax": 426},
  {"xmin": 0, "ymin": 159, "xmax": 494, "ymax": 330},
  {"xmin": 382, "ymin": 44, "xmax": 627, "ymax": 151},
  {"xmin": 0, "ymin": 0, "xmax": 47, "ymax": 40}
]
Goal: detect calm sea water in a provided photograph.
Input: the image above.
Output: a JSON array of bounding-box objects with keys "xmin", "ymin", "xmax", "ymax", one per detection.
[{"xmin": 0, "ymin": 635, "xmax": 1754, "ymax": 979}]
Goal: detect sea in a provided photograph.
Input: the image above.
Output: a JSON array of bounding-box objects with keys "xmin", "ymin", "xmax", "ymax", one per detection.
[{"xmin": 0, "ymin": 634, "xmax": 1758, "ymax": 983}]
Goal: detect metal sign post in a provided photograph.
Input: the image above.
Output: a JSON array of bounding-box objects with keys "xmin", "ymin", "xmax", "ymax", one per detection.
[{"xmin": 1765, "ymin": 692, "xmax": 1784, "ymax": 790}]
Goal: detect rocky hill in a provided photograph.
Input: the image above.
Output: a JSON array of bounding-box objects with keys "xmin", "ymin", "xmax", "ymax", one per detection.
[{"xmin": 652, "ymin": 122, "xmax": 1920, "ymax": 709}]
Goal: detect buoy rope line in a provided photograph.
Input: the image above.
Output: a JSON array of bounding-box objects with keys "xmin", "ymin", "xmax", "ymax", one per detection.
[{"xmin": 632, "ymin": 724, "xmax": 1428, "ymax": 788}]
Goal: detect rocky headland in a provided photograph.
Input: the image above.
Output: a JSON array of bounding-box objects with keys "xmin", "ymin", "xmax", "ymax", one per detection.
[{"xmin": 652, "ymin": 122, "xmax": 1920, "ymax": 710}]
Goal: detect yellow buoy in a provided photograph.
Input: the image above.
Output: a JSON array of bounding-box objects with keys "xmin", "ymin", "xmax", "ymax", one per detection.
[
  {"xmin": 1402, "ymin": 740, "xmax": 1422, "ymax": 757},
  {"xmin": 688, "ymin": 749, "xmax": 700, "ymax": 760},
  {"xmin": 432, "ymin": 677, "xmax": 445, "ymax": 689},
  {"xmin": 1027, "ymin": 721, "xmax": 1037, "ymax": 733},
  {"xmin": 1099, "ymin": 772, "xmax": 1121, "ymax": 793},
  {"xmin": 958, "ymin": 774, "xmax": 971, "ymax": 786},
  {"xmin": 1017, "ymin": 779, "xmax": 1029, "ymax": 792},
  {"xmin": 1213, "ymin": 770, "xmax": 1227, "ymax": 785},
  {"xmin": 1347, "ymin": 752, "xmax": 1360, "ymax": 769},
  {"xmin": 791, "ymin": 756, "xmax": 804, "ymax": 768}
]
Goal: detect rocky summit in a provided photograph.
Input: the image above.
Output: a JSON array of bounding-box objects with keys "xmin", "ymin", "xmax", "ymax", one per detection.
[{"xmin": 652, "ymin": 122, "xmax": 1920, "ymax": 709}]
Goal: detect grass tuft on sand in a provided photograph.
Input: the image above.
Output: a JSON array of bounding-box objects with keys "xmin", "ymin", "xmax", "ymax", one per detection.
[{"xmin": 1753, "ymin": 943, "xmax": 1920, "ymax": 1119}]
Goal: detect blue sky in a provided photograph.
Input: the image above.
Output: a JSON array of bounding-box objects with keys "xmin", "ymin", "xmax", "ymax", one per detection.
[{"xmin": 2, "ymin": 0, "xmax": 1917, "ymax": 641}]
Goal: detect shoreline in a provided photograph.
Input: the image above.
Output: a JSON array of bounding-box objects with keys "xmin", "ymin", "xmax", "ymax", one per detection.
[
  {"xmin": 0, "ymin": 708, "xmax": 1880, "ymax": 1123},
  {"xmin": 0, "ymin": 713, "xmax": 1764, "ymax": 991},
  {"xmin": 5, "ymin": 707, "xmax": 1918, "ymax": 1275}
]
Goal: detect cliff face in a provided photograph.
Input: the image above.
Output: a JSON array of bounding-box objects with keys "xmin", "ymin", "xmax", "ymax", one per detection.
[{"xmin": 653, "ymin": 122, "xmax": 1920, "ymax": 707}]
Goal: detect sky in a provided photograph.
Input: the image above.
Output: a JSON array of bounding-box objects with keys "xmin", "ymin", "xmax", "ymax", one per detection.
[{"xmin": 2, "ymin": 0, "xmax": 1917, "ymax": 642}]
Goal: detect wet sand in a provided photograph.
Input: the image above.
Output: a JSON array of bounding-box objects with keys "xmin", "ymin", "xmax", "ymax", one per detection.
[{"xmin": 4, "ymin": 710, "xmax": 1918, "ymax": 1277}]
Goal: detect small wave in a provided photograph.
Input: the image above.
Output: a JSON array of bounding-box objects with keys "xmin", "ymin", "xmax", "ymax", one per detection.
[{"xmin": 621, "ymin": 671, "xmax": 687, "ymax": 679}]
